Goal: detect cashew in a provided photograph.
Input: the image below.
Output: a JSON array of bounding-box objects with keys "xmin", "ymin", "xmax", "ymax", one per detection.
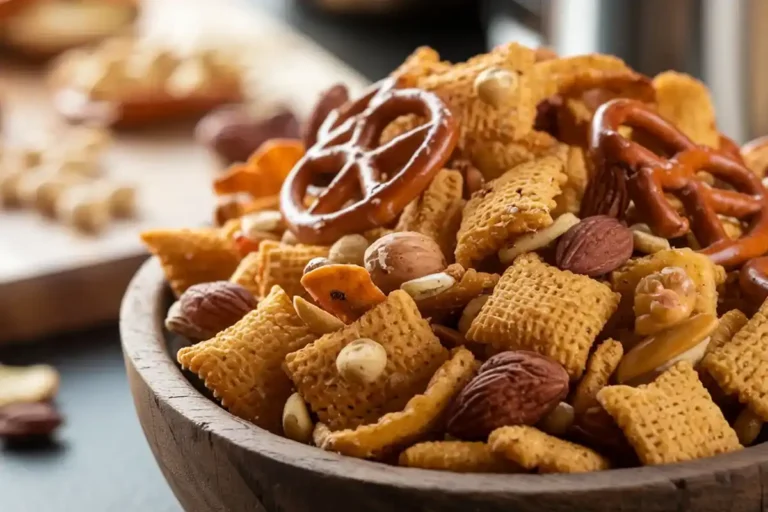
[
  {"xmin": 458, "ymin": 295, "xmax": 490, "ymax": 335},
  {"xmin": 474, "ymin": 67, "xmax": 519, "ymax": 108},
  {"xmin": 733, "ymin": 408, "xmax": 763, "ymax": 446},
  {"xmin": 630, "ymin": 224, "xmax": 671, "ymax": 254},
  {"xmin": 328, "ymin": 234, "xmax": 370, "ymax": 266},
  {"xmin": 335, "ymin": 338, "xmax": 387, "ymax": 384},
  {"xmin": 241, "ymin": 210, "xmax": 283, "ymax": 237},
  {"xmin": 293, "ymin": 296, "xmax": 344, "ymax": 335},
  {"xmin": 0, "ymin": 364, "xmax": 60, "ymax": 407},
  {"xmin": 282, "ymin": 392, "xmax": 314, "ymax": 443},
  {"xmin": 538, "ymin": 402, "xmax": 575, "ymax": 436},
  {"xmin": 400, "ymin": 272, "xmax": 456, "ymax": 301},
  {"xmin": 499, "ymin": 213, "xmax": 580, "ymax": 263}
]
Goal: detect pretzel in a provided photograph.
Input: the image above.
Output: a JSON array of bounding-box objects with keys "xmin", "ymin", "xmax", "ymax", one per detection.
[
  {"xmin": 280, "ymin": 78, "xmax": 459, "ymax": 245},
  {"xmin": 585, "ymin": 98, "xmax": 768, "ymax": 268}
]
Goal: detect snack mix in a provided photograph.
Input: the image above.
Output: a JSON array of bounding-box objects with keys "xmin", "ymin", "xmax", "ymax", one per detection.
[{"xmin": 143, "ymin": 43, "xmax": 768, "ymax": 474}]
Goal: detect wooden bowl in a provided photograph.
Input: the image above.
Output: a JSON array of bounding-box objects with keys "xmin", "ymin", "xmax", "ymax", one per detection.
[{"xmin": 120, "ymin": 258, "xmax": 768, "ymax": 512}]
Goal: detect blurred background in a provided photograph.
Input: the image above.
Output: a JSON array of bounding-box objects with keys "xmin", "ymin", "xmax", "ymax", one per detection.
[{"xmin": 0, "ymin": 0, "xmax": 764, "ymax": 510}]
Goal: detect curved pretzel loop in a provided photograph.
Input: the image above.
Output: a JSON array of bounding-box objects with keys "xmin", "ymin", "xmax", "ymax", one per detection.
[
  {"xmin": 586, "ymin": 98, "xmax": 768, "ymax": 268},
  {"xmin": 280, "ymin": 78, "xmax": 459, "ymax": 245}
]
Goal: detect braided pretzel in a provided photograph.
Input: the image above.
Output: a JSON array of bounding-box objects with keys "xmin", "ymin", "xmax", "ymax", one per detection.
[
  {"xmin": 585, "ymin": 98, "xmax": 768, "ymax": 268},
  {"xmin": 280, "ymin": 78, "xmax": 458, "ymax": 245}
]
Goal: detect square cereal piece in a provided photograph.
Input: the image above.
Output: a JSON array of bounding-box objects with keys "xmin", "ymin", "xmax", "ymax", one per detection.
[
  {"xmin": 702, "ymin": 301, "xmax": 768, "ymax": 421},
  {"xmin": 258, "ymin": 242, "xmax": 329, "ymax": 299},
  {"xmin": 141, "ymin": 227, "xmax": 240, "ymax": 297},
  {"xmin": 572, "ymin": 339, "xmax": 623, "ymax": 414},
  {"xmin": 177, "ymin": 286, "xmax": 317, "ymax": 434},
  {"xmin": 230, "ymin": 251, "xmax": 261, "ymax": 297},
  {"xmin": 489, "ymin": 425, "xmax": 610, "ymax": 473},
  {"xmin": 455, "ymin": 156, "xmax": 564, "ymax": 267},
  {"xmin": 313, "ymin": 347, "xmax": 477, "ymax": 459},
  {"xmin": 395, "ymin": 169, "xmax": 464, "ymax": 260},
  {"xmin": 597, "ymin": 361, "xmax": 741, "ymax": 465},
  {"xmin": 466, "ymin": 253, "xmax": 619, "ymax": 379},
  {"xmin": 284, "ymin": 290, "xmax": 449, "ymax": 431},
  {"xmin": 610, "ymin": 248, "xmax": 725, "ymax": 330}
]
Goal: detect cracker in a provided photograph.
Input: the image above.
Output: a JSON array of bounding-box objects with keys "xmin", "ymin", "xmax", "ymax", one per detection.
[
  {"xmin": 489, "ymin": 425, "xmax": 610, "ymax": 473},
  {"xmin": 284, "ymin": 290, "xmax": 449, "ymax": 430},
  {"xmin": 399, "ymin": 441, "xmax": 521, "ymax": 473},
  {"xmin": 467, "ymin": 253, "xmax": 619, "ymax": 379},
  {"xmin": 455, "ymin": 156, "xmax": 564, "ymax": 267},
  {"xmin": 652, "ymin": 71, "xmax": 719, "ymax": 148},
  {"xmin": 312, "ymin": 347, "xmax": 477, "ymax": 459},
  {"xmin": 395, "ymin": 169, "xmax": 464, "ymax": 260},
  {"xmin": 140, "ymin": 227, "xmax": 240, "ymax": 297},
  {"xmin": 258, "ymin": 242, "xmax": 329, "ymax": 299},
  {"xmin": 702, "ymin": 300, "xmax": 768, "ymax": 421},
  {"xmin": 597, "ymin": 361, "xmax": 741, "ymax": 465},
  {"xmin": 414, "ymin": 264, "xmax": 499, "ymax": 318},
  {"xmin": 706, "ymin": 309, "xmax": 749, "ymax": 356},
  {"xmin": 610, "ymin": 249, "xmax": 725, "ymax": 330},
  {"xmin": 572, "ymin": 339, "xmax": 623, "ymax": 414},
  {"xmin": 177, "ymin": 286, "xmax": 317, "ymax": 434}
]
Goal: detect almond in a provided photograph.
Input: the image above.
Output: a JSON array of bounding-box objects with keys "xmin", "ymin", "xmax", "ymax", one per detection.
[
  {"xmin": 178, "ymin": 281, "xmax": 257, "ymax": 338},
  {"xmin": 446, "ymin": 350, "xmax": 569, "ymax": 440},
  {"xmin": 555, "ymin": 215, "xmax": 633, "ymax": 276}
]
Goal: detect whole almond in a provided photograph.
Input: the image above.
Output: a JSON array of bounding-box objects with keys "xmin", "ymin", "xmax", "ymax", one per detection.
[
  {"xmin": 179, "ymin": 281, "xmax": 257, "ymax": 338},
  {"xmin": 303, "ymin": 83, "xmax": 349, "ymax": 148},
  {"xmin": 555, "ymin": 215, "xmax": 633, "ymax": 276},
  {"xmin": 446, "ymin": 350, "xmax": 569, "ymax": 440}
]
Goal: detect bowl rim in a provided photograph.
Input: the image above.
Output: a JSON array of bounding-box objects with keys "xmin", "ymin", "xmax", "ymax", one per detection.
[{"xmin": 120, "ymin": 257, "xmax": 768, "ymax": 496}]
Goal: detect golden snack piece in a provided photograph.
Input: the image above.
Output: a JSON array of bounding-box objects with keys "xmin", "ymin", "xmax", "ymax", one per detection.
[
  {"xmin": 467, "ymin": 253, "xmax": 619, "ymax": 379},
  {"xmin": 0, "ymin": 364, "xmax": 60, "ymax": 408},
  {"xmin": 258, "ymin": 241, "xmax": 329, "ymax": 300},
  {"xmin": 455, "ymin": 156, "xmax": 564, "ymax": 267},
  {"xmin": 630, "ymin": 225, "xmax": 671, "ymax": 254},
  {"xmin": 229, "ymin": 251, "xmax": 260, "ymax": 298},
  {"xmin": 292, "ymin": 296, "xmax": 344, "ymax": 336},
  {"xmin": 177, "ymin": 286, "xmax": 316, "ymax": 434},
  {"xmin": 616, "ymin": 313, "xmax": 717, "ymax": 385},
  {"xmin": 733, "ymin": 408, "xmax": 763, "ymax": 447},
  {"xmin": 651, "ymin": 71, "xmax": 719, "ymax": 148},
  {"xmin": 572, "ymin": 339, "xmax": 623, "ymax": 414},
  {"xmin": 301, "ymin": 264, "xmax": 386, "ymax": 323},
  {"xmin": 399, "ymin": 441, "xmax": 521, "ymax": 473},
  {"xmin": 706, "ymin": 309, "xmax": 749, "ymax": 355},
  {"xmin": 312, "ymin": 347, "xmax": 477, "ymax": 459},
  {"xmin": 395, "ymin": 169, "xmax": 464, "ymax": 260},
  {"xmin": 415, "ymin": 265, "xmax": 498, "ymax": 319},
  {"xmin": 141, "ymin": 227, "xmax": 240, "ymax": 297},
  {"xmin": 498, "ymin": 212, "xmax": 580, "ymax": 264},
  {"xmin": 282, "ymin": 392, "xmax": 314, "ymax": 444},
  {"xmin": 489, "ymin": 425, "xmax": 611, "ymax": 473},
  {"xmin": 470, "ymin": 131, "xmax": 563, "ymax": 181},
  {"xmin": 611, "ymin": 248, "xmax": 725, "ymax": 330},
  {"xmin": 634, "ymin": 266, "xmax": 696, "ymax": 336},
  {"xmin": 284, "ymin": 290, "xmax": 449, "ymax": 430},
  {"xmin": 702, "ymin": 300, "xmax": 768, "ymax": 422},
  {"xmin": 599, "ymin": 361, "xmax": 741, "ymax": 465}
]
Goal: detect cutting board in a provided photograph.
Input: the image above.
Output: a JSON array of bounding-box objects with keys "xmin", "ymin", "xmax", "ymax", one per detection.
[{"xmin": 0, "ymin": 0, "xmax": 369, "ymax": 343}]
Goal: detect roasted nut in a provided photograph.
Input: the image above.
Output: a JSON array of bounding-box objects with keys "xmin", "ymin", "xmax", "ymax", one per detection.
[
  {"xmin": 328, "ymin": 234, "xmax": 370, "ymax": 266},
  {"xmin": 615, "ymin": 313, "xmax": 717, "ymax": 385},
  {"xmin": 241, "ymin": 210, "xmax": 283, "ymax": 236},
  {"xmin": 282, "ymin": 392, "xmax": 314, "ymax": 443},
  {"xmin": 400, "ymin": 272, "xmax": 456, "ymax": 301},
  {"xmin": 537, "ymin": 401, "xmax": 574, "ymax": 436},
  {"xmin": 0, "ymin": 402, "xmax": 63, "ymax": 440},
  {"xmin": 630, "ymin": 224, "xmax": 671, "ymax": 254},
  {"xmin": 733, "ymin": 408, "xmax": 763, "ymax": 446},
  {"xmin": 634, "ymin": 266, "xmax": 696, "ymax": 335},
  {"xmin": 555, "ymin": 215, "xmax": 634, "ymax": 276},
  {"xmin": 474, "ymin": 67, "xmax": 519, "ymax": 108},
  {"xmin": 0, "ymin": 364, "xmax": 60, "ymax": 408},
  {"xmin": 499, "ymin": 213, "xmax": 580, "ymax": 264},
  {"xmin": 196, "ymin": 107, "xmax": 300, "ymax": 164},
  {"xmin": 293, "ymin": 296, "xmax": 344, "ymax": 335},
  {"xmin": 458, "ymin": 295, "xmax": 490, "ymax": 335},
  {"xmin": 303, "ymin": 257, "xmax": 333, "ymax": 275},
  {"xmin": 55, "ymin": 185, "xmax": 111, "ymax": 233},
  {"xmin": 165, "ymin": 301, "xmax": 211, "ymax": 341},
  {"xmin": 178, "ymin": 281, "xmax": 257, "ymax": 338},
  {"xmin": 281, "ymin": 230, "xmax": 299, "ymax": 245},
  {"xmin": 446, "ymin": 351, "xmax": 569, "ymax": 440},
  {"xmin": 364, "ymin": 231, "xmax": 447, "ymax": 294},
  {"xmin": 335, "ymin": 338, "xmax": 388, "ymax": 384},
  {"xmin": 569, "ymin": 406, "xmax": 636, "ymax": 462}
]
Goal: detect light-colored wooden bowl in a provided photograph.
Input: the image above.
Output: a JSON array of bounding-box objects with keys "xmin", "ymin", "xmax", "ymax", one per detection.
[{"xmin": 120, "ymin": 258, "xmax": 768, "ymax": 512}]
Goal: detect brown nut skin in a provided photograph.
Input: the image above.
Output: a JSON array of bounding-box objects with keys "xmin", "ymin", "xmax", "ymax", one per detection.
[
  {"xmin": 555, "ymin": 215, "xmax": 634, "ymax": 276},
  {"xmin": 0, "ymin": 402, "xmax": 63, "ymax": 440},
  {"xmin": 363, "ymin": 231, "xmax": 447, "ymax": 294},
  {"xmin": 178, "ymin": 281, "xmax": 257, "ymax": 338},
  {"xmin": 195, "ymin": 106, "xmax": 300, "ymax": 164},
  {"xmin": 446, "ymin": 350, "xmax": 569, "ymax": 441},
  {"xmin": 303, "ymin": 257, "xmax": 333, "ymax": 275}
]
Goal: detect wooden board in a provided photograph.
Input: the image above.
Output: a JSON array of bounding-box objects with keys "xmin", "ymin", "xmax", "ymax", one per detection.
[{"xmin": 0, "ymin": 0, "xmax": 369, "ymax": 343}]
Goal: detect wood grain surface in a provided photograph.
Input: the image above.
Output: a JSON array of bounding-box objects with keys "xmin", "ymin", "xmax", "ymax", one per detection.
[
  {"xmin": 0, "ymin": 0, "xmax": 368, "ymax": 343},
  {"xmin": 121, "ymin": 258, "xmax": 768, "ymax": 512}
]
